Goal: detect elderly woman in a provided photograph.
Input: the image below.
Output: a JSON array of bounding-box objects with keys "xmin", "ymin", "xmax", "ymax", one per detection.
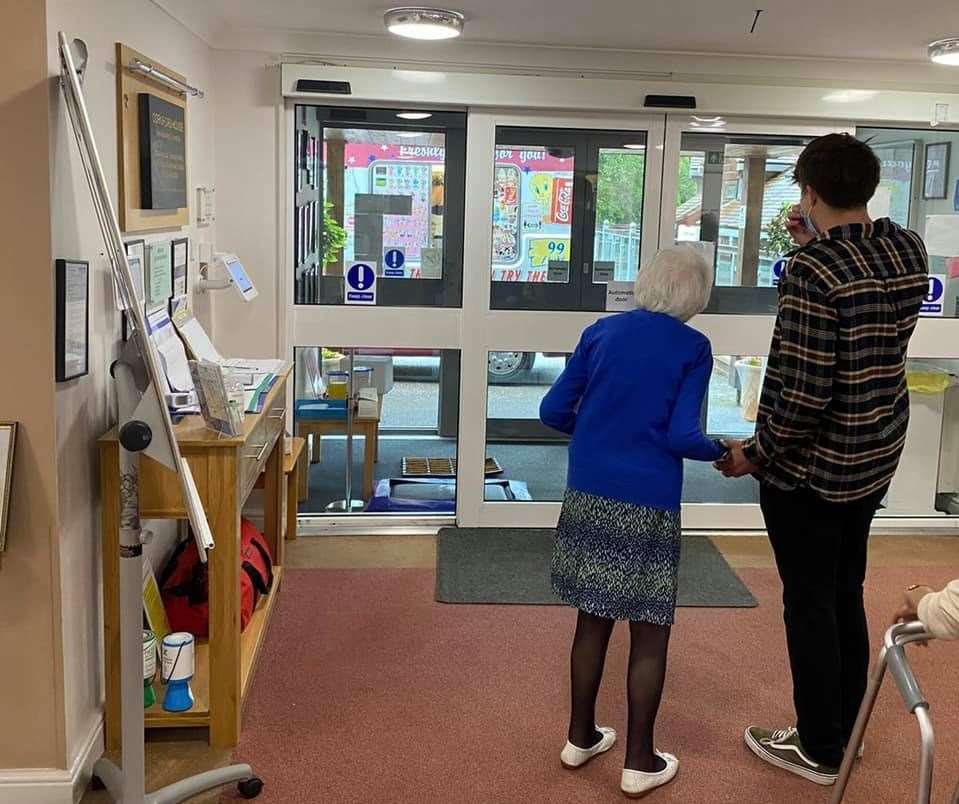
[{"xmin": 540, "ymin": 246, "xmax": 725, "ymax": 798}]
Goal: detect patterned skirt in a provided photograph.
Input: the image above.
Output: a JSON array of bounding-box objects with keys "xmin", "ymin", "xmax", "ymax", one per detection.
[{"xmin": 551, "ymin": 488, "xmax": 682, "ymax": 624}]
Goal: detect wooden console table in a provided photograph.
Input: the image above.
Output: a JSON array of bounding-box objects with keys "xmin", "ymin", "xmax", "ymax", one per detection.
[{"xmin": 98, "ymin": 367, "xmax": 291, "ymax": 749}]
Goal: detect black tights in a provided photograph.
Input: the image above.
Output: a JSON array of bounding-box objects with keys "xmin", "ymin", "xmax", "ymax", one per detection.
[{"xmin": 567, "ymin": 610, "xmax": 671, "ymax": 772}]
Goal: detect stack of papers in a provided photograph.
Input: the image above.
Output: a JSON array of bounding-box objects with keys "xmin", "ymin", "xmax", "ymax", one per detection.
[{"xmin": 170, "ymin": 307, "xmax": 291, "ymax": 414}]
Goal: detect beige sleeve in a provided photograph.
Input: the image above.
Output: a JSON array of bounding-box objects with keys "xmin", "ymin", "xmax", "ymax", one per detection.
[{"xmin": 917, "ymin": 580, "xmax": 959, "ymax": 641}]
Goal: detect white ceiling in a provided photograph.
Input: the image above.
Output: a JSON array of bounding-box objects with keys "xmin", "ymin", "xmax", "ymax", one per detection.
[{"xmin": 158, "ymin": 0, "xmax": 959, "ymax": 62}]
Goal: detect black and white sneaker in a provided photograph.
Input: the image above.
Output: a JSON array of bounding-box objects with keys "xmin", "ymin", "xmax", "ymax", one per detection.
[{"xmin": 744, "ymin": 726, "xmax": 839, "ymax": 786}]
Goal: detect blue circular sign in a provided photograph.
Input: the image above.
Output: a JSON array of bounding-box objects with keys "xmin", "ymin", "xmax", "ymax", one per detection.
[
  {"xmin": 927, "ymin": 276, "xmax": 944, "ymax": 303},
  {"xmin": 773, "ymin": 259, "xmax": 786, "ymax": 279},
  {"xmin": 384, "ymin": 249, "xmax": 405, "ymax": 270},
  {"xmin": 347, "ymin": 263, "xmax": 375, "ymax": 291}
]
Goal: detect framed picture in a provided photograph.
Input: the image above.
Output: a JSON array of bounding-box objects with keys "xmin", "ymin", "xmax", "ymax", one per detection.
[
  {"xmin": 55, "ymin": 259, "xmax": 89, "ymax": 381},
  {"xmin": 120, "ymin": 239, "xmax": 146, "ymax": 341},
  {"xmin": 0, "ymin": 421, "xmax": 17, "ymax": 554},
  {"xmin": 171, "ymin": 237, "xmax": 189, "ymax": 298},
  {"xmin": 924, "ymin": 142, "xmax": 951, "ymax": 200}
]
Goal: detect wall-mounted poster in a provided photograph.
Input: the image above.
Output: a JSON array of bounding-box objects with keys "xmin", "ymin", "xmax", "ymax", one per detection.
[
  {"xmin": 924, "ymin": 142, "xmax": 951, "ymax": 200},
  {"xmin": 55, "ymin": 259, "xmax": 89, "ymax": 381},
  {"xmin": 137, "ymin": 93, "xmax": 187, "ymax": 210},
  {"xmin": 0, "ymin": 421, "xmax": 16, "ymax": 556}
]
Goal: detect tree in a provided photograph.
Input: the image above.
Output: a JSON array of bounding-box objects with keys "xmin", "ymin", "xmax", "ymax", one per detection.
[
  {"xmin": 321, "ymin": 201, "xmax": 347, "ymax": 266},
  {"xmin": 763, "ymin": 201, "xmax": 795, "ymax": 258},
  {"xmin": 595, "ymin": 152, "xmax": 645, "ymax": 225},
  {"xmin": 676, "ymin": 156, "xmax": 699, "ymax": 207}
]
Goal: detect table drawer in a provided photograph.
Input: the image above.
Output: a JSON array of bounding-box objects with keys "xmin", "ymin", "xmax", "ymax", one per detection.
[{"xmin": 240, "ymin": 399, "xmax": 286, "ymax": 499}]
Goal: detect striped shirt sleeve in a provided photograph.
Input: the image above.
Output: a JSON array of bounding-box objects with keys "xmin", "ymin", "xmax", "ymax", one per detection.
[{"xmin": 746, "ymin": 268, "xmax": 838, "ymax": 465}]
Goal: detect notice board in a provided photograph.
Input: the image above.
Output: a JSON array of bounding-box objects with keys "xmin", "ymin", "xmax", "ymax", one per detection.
[{"xmin": 116, "ymin": 43, "xmax": 189, "ymax": 232}]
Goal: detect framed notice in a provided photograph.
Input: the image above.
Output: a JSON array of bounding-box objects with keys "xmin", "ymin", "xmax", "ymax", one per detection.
[
  {"xmin": 171, "ymin": 237, "xmax": 188, "ymax": 297},
  {"xmin": 145, "ymin": 242, "xmax": 172, "ymax": 310},
  {"xmin": 0, "ymin": 421, "xmax": 16, "ymax": 555},
  {"xmin": 924, "ymin": 142, "xmax": 951, "ymax": 200},
  {"xmin": 55, "ymin": 259, "xmax": 89, "ymax": 381},
  {"xmin": 138, "ymin": 93, "xmax": 187, "ymax": 210}
]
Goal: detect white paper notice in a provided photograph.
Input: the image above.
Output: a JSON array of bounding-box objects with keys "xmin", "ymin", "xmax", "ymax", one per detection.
[
  {"xmin": 925, "ymin": 214, "xmax": 959, "ymax": 257},
  {"xmin": 420, "ymin": 248, "xmax": 442, "ymax": 279},
  {"xmin": 171, "ymin": 306, "xmax": 223, "ymax": 363},
  {"xmin": 606, "ymin": 281, "xmax": 636, "ymax": 312},
  {"xmin": 63, "ymin": 261, "xmax": 88, "ymax": 377},
  {"xmin": 147, "ymin": 309, "xmax": 194, "ymax": 393}
]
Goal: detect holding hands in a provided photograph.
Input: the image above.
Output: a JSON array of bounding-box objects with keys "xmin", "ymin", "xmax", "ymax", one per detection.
[{"xmin": 713, "ymin": 439, "xmax": 758, "ymax": 478}]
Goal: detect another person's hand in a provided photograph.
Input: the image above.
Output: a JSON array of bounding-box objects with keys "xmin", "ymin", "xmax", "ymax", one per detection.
[
  {"xmin": 786, "ymin": 204, "xmax": 815, "ymax": 247},
  {"xmin": 893, "ymin": 585, "xmax": 935, "ymax": 626},
  {"xmin": 713, "ymin": 440, "xmax": 758, "ymax": 478}
]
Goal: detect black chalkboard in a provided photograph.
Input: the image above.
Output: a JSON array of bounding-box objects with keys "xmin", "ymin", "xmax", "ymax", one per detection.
[{"xmin": 138, "ymin": 93, "xmax": 187, "ymax": 210}]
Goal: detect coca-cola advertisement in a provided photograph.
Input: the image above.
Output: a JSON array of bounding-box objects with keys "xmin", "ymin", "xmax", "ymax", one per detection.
[{"xmin": 551, "ymin": 177, "xmax": 573, "ymax": 225}]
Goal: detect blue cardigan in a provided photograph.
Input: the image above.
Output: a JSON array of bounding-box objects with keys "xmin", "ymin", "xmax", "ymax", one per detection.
[{"xmin": 540, "ymin": 310, "xmax": 724, "ymax": 511}]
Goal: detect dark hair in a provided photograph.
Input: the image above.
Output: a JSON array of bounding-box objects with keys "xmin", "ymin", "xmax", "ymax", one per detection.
[{"xmin": 793, "ymin": 133, "xmax": 880, "ymax": 209}]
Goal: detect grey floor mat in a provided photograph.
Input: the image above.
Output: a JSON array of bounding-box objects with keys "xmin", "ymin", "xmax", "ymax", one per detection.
[{"xmin": 436, "ymin": 528, "xmax": 757, "ymax": 607}]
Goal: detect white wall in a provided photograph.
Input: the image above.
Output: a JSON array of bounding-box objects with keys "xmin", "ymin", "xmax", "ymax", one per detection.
[
  {"xmin": 211, "ymin": 49, "xmax": 281, "ymax": 358},
  {"xmin": 45, "ymin": 0, "xmax": 215, "ymax": 778}
]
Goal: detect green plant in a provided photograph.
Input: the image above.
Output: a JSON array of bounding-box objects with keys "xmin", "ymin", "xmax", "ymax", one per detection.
[
  {"xmin": 763, "ymin": 202, "xmax": 795, "ymax": 258},
  {"xmin": 321, "ymin": 201, "xmax": 347, "ymax": 266}
]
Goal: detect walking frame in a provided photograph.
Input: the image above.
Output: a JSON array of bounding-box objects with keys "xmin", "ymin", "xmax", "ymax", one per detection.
[{"xmin": 831, "ymin": 621, "xmax": 959, "ymax": 804}]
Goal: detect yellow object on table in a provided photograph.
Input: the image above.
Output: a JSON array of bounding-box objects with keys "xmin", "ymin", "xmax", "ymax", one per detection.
[{"xmin": 907, "ymin": 370, "xmax": 951, "ymax": 395}]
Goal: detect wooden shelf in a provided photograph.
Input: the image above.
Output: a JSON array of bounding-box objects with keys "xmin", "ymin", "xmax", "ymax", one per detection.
[{"xmin": 144, "ymin": 566, "xmax": 284, "ymax": 730}]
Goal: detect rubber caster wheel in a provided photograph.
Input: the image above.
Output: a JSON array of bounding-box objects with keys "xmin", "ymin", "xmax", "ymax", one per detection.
[
  {"xmin": 238, "ymin": 777, "xmax": 264, "ymax": 799},
  {"xmin": 90, "ymin": 775, "xmax": 105, "ymax": 791}
]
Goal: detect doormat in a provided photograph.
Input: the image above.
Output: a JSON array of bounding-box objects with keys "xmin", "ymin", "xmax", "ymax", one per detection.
[
  {"xmin": 402, "ymin": 457, "xmax": 503, "ymax": 477},
  {"xmin": 435, "ymin": 528, "xmax": 757, "ymax": 607}
]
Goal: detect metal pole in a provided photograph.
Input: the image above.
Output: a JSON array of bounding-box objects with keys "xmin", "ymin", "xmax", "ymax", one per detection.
[
  {"xmin": 345, "ymin": 348, "xmax": 355, "ymax": 510},
  {"xmin": 915, "ymin": 706, "xmax": 935, "ymax": 804}
]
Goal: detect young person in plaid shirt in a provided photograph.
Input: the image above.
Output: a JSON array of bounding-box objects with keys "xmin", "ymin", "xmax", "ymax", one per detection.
[{"xmin": 716, "ymin": 134, "xmax": 929, "ymax": 785}]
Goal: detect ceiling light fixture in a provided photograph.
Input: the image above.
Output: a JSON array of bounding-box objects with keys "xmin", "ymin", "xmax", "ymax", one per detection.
[
  {"xmin": 397, "ymin": 111, "xmax": 433, "ymax": 120},
  {"xmin": 822, "ymin": 89, "xmax": 880, "ymax": 103},
  {"xmin": 929, "ymin": 38, "xmax": 959, "ymax": 65},
  {"xmin": 385, "ymin": 7, "xmax": 465, "ymax": 40},
  {"xmin": 692, "ymin": 115, "xmax": 723, "ymax": 123},
  {"xmin": 622, "ymin": 143, "xmax": 645, "ymax": 150}
]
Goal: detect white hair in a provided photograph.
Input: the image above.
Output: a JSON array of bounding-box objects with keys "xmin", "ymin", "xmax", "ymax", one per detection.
[{"xmin": 633, "ymin": 245, "xmax": 713, "ymax": 322}]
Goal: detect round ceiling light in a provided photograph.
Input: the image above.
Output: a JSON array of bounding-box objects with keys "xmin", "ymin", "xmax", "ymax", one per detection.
[
  {"xmin": 385, "ymin": 8, "xmax": 465, "ymax": 40},
  {"xmin": 929, "ymin": 38, "xmax": 959, "ymax": 65},
  {"xmin": 397, "ymin": 111, "xmax": 433, "ymax": 120}
]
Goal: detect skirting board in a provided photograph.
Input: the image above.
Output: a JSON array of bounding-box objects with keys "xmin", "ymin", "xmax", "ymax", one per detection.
[{"xmin": 0, "ymin": 716, "xmax": 103, "ymax": 804}]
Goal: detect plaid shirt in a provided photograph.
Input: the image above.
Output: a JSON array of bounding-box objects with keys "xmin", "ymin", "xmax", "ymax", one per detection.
[{"xmin": 742, "ymin": 218, "xmax": 928, "ymax": 502}]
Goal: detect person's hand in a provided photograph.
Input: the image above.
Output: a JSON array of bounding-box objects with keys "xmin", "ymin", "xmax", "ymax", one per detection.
[
  {"xmin": 714, "ymin": 440, "xmax": 758, "ymax": 478},
  {"xmin": 786, "ymin": 204, "xmax": 815, "ymax": 247},
  {"xmin": 893, "ymin": 585, "xmax": 934, "ymax": 628}
]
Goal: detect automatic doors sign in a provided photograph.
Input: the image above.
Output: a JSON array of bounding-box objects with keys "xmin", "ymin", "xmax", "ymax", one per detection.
[
  {"xmin": 772, "ymin": 258, "xmax": 787, "ymax": 286},
  {"xmin": 346, "ymin": 262, "xmax": 377, "ymax": 305},
  {"xmin": 921, "ymin": 274, "xmax": 946, "ymax": 316},
  {"xmin": 383, "ymin": 248, "xmax": 405, "ymax": 278}
]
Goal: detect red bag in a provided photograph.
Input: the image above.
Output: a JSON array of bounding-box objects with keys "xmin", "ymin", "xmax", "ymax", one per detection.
[{"xmin": 159, "ymin": 518, "xmax": 274, "ymax": 637}]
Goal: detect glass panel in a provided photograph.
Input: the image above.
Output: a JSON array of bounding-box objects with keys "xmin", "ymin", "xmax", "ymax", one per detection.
[
  {"xmin": 593, "ymin": 146, "xmax": 646, "ymax": 282},
  {"xmin": 704, "ymin": 355, "xmax": 763, "ymax": 438},
  {"xmin": 485, "ymin": 351, "xmax": 570, "ymax": 502},
  {"xmin": 294, "ymin": 106, "xmax": 465, "ymax": 307},
  {"xmin": 858, "ymin": 127, "xmax": 959, "ymax": 318},
  {"xmin": 882, "ymin": 358, "xmax": 959, "ymax": 517},
  {"xmin": 491, "ymin": 144, "xmax": 575, "ymax": 283},
  {"xmin": 293, "ymin": 346, "xmax": 459, "ymax": 515},
  {"xmin": 675, "ymin": 137, "xmax": 805, "ymax": 290}
]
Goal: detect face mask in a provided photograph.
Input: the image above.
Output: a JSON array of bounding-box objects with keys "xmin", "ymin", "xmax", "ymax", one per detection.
[{"xmin": 801, "ymin": 204, "xmax": 819, "ymax": 235}]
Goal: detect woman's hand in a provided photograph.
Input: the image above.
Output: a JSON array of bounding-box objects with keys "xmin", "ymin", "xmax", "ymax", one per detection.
[{"xmin": 893, "ymin": 585, "xmax": 935, "ymax": 644}]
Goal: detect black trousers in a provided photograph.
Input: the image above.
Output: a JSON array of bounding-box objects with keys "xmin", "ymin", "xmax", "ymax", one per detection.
[{"xmin": 759, "ymin": 483, "xmax": 886, "ymax": 768}]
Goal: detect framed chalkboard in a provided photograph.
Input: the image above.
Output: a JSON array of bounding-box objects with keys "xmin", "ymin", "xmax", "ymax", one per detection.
[{"xmin": 138, "ymin": 93, "xmax": 187, "ymax": 210}]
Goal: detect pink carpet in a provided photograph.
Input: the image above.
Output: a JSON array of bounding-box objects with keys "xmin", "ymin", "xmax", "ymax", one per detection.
[{"xmin": 225, "ymin": 565, "xmax": 959, "ymax": 803}]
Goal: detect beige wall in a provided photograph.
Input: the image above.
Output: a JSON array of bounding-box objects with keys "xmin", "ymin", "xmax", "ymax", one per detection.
[
  {"xmin": 0, "ymin": 0, "xmax": 66, "ymax": 772},
  {"xmin": 45, "ymin": 0, "xmax": 217, "ymax": 775}
]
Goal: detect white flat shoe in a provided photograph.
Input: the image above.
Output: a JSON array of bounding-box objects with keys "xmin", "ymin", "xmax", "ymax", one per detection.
[
  {"xmin": 621, "ymin": 751, "xmax": 679, "ymax": 798},
  {"xmin": 560, "ymin": 726, "xmax": 617, "ymax": 769}
]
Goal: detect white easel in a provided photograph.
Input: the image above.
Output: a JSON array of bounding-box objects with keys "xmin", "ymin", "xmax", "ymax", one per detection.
[{"xmin": 58, "ymin": 33, "xmax": 262, "ymax": 802}]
